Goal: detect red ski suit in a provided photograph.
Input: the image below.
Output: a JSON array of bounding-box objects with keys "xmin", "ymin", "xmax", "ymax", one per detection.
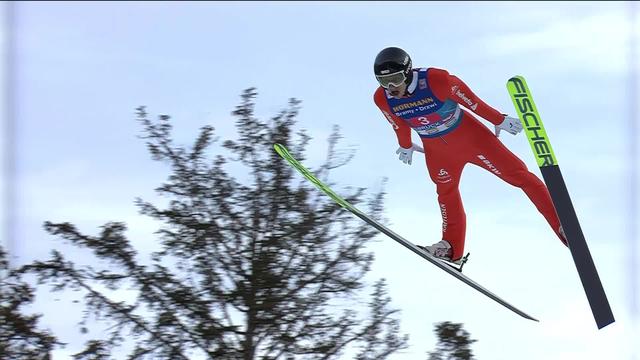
[{"xmin": 374, "ymin": 67, "xmax": 564, "ymax": 260}]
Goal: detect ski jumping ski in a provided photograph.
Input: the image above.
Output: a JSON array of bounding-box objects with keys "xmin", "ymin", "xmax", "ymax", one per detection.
[
  {"xmin": 274, "ymin": 143, "xmax": 538, "ymax": 322},
  {"xmin": 506, "ymin": 75, "xmax": 615, "ymax": 329}
]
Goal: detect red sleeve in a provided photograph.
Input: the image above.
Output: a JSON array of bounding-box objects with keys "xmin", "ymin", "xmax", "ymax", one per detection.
[
  {"xmin": 427, "ymin": 68, "xmax": 505, "ymax": 126},
  {"xmin": 373, "ymin": 88, "xmax": 412, "ymax": 149}
]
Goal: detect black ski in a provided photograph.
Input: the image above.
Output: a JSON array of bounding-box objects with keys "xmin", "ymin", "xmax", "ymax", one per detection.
[
  {"xmin": 274, "ymin": 143, "xmax": 538, "ymax": 322},
  {"xmin": 507, "ymin": 75, "xmax": 615, "ymax": 329}
]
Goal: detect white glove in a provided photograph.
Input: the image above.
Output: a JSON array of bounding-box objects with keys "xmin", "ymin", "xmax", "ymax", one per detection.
[
  {"xmin": 494, "ymin": 115, "xmax": 523, "ymax": 137},
  {"xmin": 395, "ymin": 143, "xmax": 424, "ymax": 165}
]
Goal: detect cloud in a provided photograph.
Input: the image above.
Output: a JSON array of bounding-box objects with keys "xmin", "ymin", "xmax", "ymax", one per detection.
[
  {"xmin": 482, "ymin": 11, "xmax": 638, "ymax": 74},
  {"xmin": 538, "ymin": 300, "xmax": 633, "ymax": 360}
]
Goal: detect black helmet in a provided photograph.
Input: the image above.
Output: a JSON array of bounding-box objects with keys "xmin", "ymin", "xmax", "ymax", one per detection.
[{"xmin": 374, "ymin": 47, "xmax": 413, "ymax": 88}]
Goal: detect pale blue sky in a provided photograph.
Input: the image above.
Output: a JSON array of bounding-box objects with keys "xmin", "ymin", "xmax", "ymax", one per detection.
[{"xmin": 2, "ymin": 2, "xmax": 639, "ymax": 359}]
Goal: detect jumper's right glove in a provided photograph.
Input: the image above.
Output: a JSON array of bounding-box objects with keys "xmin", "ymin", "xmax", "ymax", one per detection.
[{"xmin": 395, "ymin": 143, "xmax": 424, "ymax": 165}]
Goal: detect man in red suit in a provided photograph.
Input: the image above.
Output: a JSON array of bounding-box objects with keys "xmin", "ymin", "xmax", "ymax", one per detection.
[{"xmin": 373, "ymin": 47, "xmax": 566, "ymax": 264}]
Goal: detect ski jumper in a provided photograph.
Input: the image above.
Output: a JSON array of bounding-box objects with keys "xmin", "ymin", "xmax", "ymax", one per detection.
[{"xmin": 374, "ymin": 68, "xmax": 564, "ymax": 260}]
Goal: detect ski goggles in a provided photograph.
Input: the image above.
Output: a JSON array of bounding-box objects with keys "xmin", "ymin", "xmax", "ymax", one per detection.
[{"xmin": 376, "ymin": 71, "xmax": 406, "ymax": 88}]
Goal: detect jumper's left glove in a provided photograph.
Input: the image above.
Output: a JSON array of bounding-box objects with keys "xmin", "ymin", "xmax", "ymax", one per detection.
[{"xmin": 495, "ymin": 115, "xmax": 523, "ymax": 137}]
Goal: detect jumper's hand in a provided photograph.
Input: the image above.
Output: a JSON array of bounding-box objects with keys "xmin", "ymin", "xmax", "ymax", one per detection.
[
  {"xmin": 395, "ymin": 143, "xmax": 424, "ymax": 165},
  {"xmin": 495, "ymin": 115, "xmax": 523, "ymax": 137}
]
